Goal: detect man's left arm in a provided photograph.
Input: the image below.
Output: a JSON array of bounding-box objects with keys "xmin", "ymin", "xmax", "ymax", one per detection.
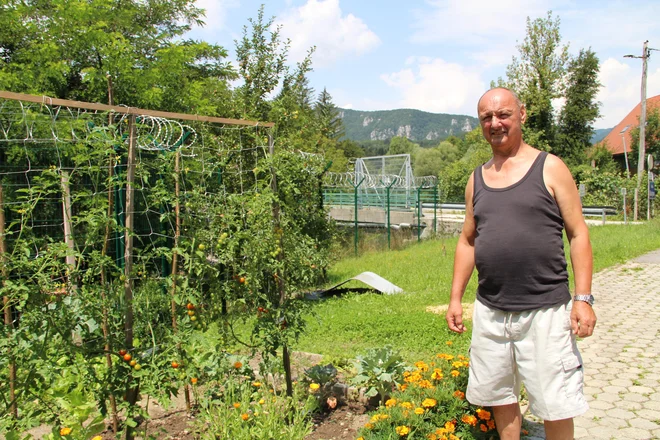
[{"xmin": 544, "ymin": 155, "xmax": 597, "ymax": 337}]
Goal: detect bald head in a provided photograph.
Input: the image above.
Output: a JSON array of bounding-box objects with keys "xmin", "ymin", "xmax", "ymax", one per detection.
[{"xmin": 478, "ymin": 87, "xmax": 523, "ymax": 113}]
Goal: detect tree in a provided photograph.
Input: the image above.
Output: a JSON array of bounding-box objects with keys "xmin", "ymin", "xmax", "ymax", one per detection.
[
  {"xmin": 497, "ymin": 11, "xmax": 569, "ymax": 152},
  {"xmin": 556, "ymin": 49, "xmax": 601, "ymax": 167},
  {"xmin": 0, "ymin": 0, "xmax": 235, "ymax": 114},
  {"xmin": 315, "ymin": 88, "xmax": 344, "ymax": 139},
  {"xmin": 630, "ymin": 107, "xmax": 660, "ymax": 172}
]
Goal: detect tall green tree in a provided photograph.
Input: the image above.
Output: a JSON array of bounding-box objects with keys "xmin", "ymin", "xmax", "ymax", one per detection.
[
  {"xmin": 0, "ymin": 0, "xmax": 234, "ymax": 114},
  {"xmin": 497, "ymin": 11, "xmax": 569, "ymax": 152},
  {"xmin": 630, "ymin": 107, "xmax": 660, "ymax": 172},
  {"xmin": 314, "ymin": 88, "xmax": 344, "ymax": 140},
  {"xmin": 556, "ymin": 49, "xmax": 601, "ymax": 166}
]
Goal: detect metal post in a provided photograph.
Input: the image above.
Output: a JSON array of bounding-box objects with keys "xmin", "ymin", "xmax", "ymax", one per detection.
[
  {"xmin": 353, "ymin": 177, "xmax": 365, "ymax": 256},
  {"xmin": 417, "ymin": 186, "xmax": 423, "ymax": 242},
  {"xmin": 382, "ymin": 178, "xmax": 397, "ymax": 250},
  {"xmin": 433, "ymin": 186, "xmax": 438, "ymax": 234},
  {"xmin": 622, "ymin": 187, "xmax": 628, "ymax": 225}
]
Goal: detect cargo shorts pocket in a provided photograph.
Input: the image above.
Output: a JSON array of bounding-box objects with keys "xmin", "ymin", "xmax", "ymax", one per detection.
[{"xmin": 560, "ymin": 352, "xmax": 583, "ymax": 399}]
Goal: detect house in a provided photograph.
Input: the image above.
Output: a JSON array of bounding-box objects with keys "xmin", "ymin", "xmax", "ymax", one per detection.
[{"xmin": 599, "ymin": 94, "xmax": 660, "ymax": 171}]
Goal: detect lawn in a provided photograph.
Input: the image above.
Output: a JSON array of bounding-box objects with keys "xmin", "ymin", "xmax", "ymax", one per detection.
[{"xmin": 292, "ymin": 219, "xmax": 660, "ymax": 363}]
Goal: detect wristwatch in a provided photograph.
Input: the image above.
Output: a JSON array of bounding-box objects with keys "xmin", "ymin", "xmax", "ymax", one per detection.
[{"xmin": 573, "ymin": 294, "xmax": 595, "ymax": 306}]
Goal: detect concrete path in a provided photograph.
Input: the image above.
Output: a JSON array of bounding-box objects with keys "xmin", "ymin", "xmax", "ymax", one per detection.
[{"xmin": 524, "ymin": 249, "xmax": 660, "ymax": 439}]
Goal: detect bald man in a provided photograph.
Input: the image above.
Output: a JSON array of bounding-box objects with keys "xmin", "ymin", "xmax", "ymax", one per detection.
[{"xmin": 446, "ymin": 87, "xmax": 597, "ymax": 440}]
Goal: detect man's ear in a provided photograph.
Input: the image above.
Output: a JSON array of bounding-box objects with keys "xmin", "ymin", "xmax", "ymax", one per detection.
[{"xmin": 520, "ymin": 104, "xmax": 527, "ymax": 124}]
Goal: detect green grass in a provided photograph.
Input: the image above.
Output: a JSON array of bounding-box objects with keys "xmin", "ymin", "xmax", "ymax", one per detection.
[{"xmin": 293, "ymin": 220, "xmax": 660, "ymax": 362}]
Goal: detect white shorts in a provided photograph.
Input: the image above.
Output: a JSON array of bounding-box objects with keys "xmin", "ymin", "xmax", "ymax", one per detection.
[{"xmin": 466, "ymin": 299, "xmax": 589, "ymax": 421}]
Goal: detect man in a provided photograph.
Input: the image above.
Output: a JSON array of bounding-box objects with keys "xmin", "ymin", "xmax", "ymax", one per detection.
[{"xmin": 446, "ymin": 87, "xmax": 597, "ymax": 440}]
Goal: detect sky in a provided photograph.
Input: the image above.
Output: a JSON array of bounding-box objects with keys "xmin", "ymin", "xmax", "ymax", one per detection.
[{"xmin": 187, "ymin": 0, "xmax": 660, "ymax": 130}]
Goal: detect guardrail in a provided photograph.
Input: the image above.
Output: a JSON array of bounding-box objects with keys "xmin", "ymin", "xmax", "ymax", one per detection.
[{"xmin": 422, "ymin": 203, "xmax": 618, "ymax": 225}]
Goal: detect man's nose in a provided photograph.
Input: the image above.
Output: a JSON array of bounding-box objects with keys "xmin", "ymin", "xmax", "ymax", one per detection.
[{"xmin": 491, "ymin": 116, "xmax": 502, "ymax": 128}]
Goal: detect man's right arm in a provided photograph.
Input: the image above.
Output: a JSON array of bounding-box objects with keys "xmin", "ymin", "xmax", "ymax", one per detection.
[{"xmin": 446, "ymin": 173, "xmax": 477, "ymax": 333}]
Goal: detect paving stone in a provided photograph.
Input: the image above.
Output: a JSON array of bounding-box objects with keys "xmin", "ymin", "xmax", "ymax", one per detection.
[
  {"xmin": 629, "ymin": 417, "xmax": 660, "ymax": 430},
  {"xmin": 605, "ymin": 407, "xmax": 637, "ymax": 420},
  {"xmin": 615, "ymin": 427, "xmax": 654, "ymax": 439}
]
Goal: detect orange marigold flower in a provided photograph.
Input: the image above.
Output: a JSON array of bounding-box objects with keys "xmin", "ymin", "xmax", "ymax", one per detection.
[
  {"xmin": 449, "ymin": 435, "xmax": 460, "ymax": 440},
  {"xmin": 427, "ymin": 434, "xmax": 438, "ymax": 440},
  {"xmin": 446, "ymin": 340, "xmax": 453, "ymax": 345},
  {"xmin": 400, "ymin": 401, "xmax": 414, "ymax": 409},
  {"xmin": 357, "ymin": 437, "xmax": 365, "ymax": 440},
  {"xmin": 431, "ymin": 369, "xmax": 444, "ymax": 380},
  {"xmin": 422, "ymin": 398, "xmax": 437, "ymax": 408},
  {"xmin": 399, "ymin": 383, "xmax": 408, "ymax": 391},
  {"xmin": 453, "ymin": 390, "xmax": 465, "ymax": 400},
  {"xmin": 233, "ymin": 402, "xmax": 241, "ymax": 409},
  {"xmin": 364, "ymin": 423, "xmax": 374, "ymax": 430},
  {"xmin": 436, "ymin": 353, "xmax": 454, "ymax": 360},
  {"xmin": 395, "ymin": 425, "xmax": 410, "ymax": 436},
  {"xmin": 487, "ymin": 419, "xmax": 496, "ymax": 430},
  {"xmin": 309, "ymin": 383, "xmax": 320, "ymax": 392},
  {"xmin": 403, "ymin": 371, "xmax": 411, "ymax": 378},
  {"xmin": 444, "ymin": 421, "xmax": 455, "ymax": 432},
  {"xmin": 386, "ymin": 398, "xmax": 397, "ymax": 408},
  {"xmin": 241, "ymin": 413, "xmax": 250, "ymax": 421},
  {"xmin": 458, "ymin": 355, "xmax": 468, "ymax": 360},
  {"xmin": 452, "ymin": 361, "xmax": 464, "ymax": 368},
  {"xmin": 480, "ymin": 423, "xmax": 488, "ymax": 432},
  {"xmin": 419, "ymin": 379, "xmax": 434, "ymax": 389},
  {"xmin": 414, "ymin": 407, "xmax": 425, "ymax": 415},
  {"xmin": 234, "ymin": 361, "xmax": 243, "ymax": 369},
  {"xmin": 461, "ymin": 414, "xmax": 477, "ymax": 426},
  {"xmin": 450, "ymin": 370, "xmax": 460, "ymax": 377},
  {"xmin": 60, "ymin": 427, "xmax": 72, "ymax": 436},
  {"xmin": 415, "ymin": 361, "xmax": 429, "ymax": 372},
  {"xmin": 522, "ymin": 429, "xmax": 529, "ymax": 435},
  {"xmin": 252, "ymin": 381, "xmax": 261, "ymax": 387},
  {"xmin": 476, "ymin": 408, "xmax": 491, "ymax": 420}
]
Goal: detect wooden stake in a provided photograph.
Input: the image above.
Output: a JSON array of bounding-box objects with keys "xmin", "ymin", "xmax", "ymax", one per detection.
[{"xmin": 0, "ymin": 184, "xmax": 17, "ymax": 419}]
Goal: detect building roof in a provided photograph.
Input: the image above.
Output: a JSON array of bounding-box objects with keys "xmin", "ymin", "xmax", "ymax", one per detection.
[{"xmin": 599, "ymin": 94, "xmax": 660, "ymax": 155}]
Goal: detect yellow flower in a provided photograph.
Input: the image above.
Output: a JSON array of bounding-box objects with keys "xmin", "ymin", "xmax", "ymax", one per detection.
[
  {"xmin": 92, "ymin": 437, "xmax": 103, "ymax": 440},
  {"xmin": 233, "ymin": 402, "xmax": 241, "ymax": 409},
  {"xmin": 449, "ymin": 435, "xmax": 460, "ymax": 440},
  {"xmin": 370, "ymin": 413, "xmax": 390, "ymax": 423},
  {"xmin": 259, "ymin": 399, "xmax": 265, "ymax": 404},
  {"xmin": 461, "ymin": 414, "xmax": 477, "ymax": 426},
  {"xmin": 451, "ymin": 370, "xmax": 460, "ymax": 377},
  {"xmin": 357, "ymin": 437, "xmax": 365, "ymax": 440},
  {"xmin": 252, "ymin": 381, "xmax": 261, "ymax": 387},
  {"xmin": 444, "ymin": 421, "xmax": 455, "ymax": 432},
  {"xmin": 437, "ymin": 353, "xmax": 454, "ymax": 360},
  {"xmin": 452, "ymin": 361, "xmax": 464, "ymax": 368},
  {"xmin": 59, "ymin": 427, "xmax": 72, "ymax": 436},
  {"xmin": 395, "ymin": 425, "xmax": 410, "ymax": 436},
  {"xmin": 414, "ymin": 361, "xmax": 429, "ymax": 372},
  {"xmin": 385, "ymin": 398, "xmax": 397, "ymax": 408},
  {"xmin": 446, "ymin": 340, "xmax": 453, "ymax": 345},
  {"xmin": 418, "ymin": 379, "xmax": 434, "ymax": 389},
  {"xmin": 414, "ymin": 407, "xmax": 425, "ymax": 415},
  {"xmin": 422, "ymin": 398, "xmax": 437, "ymax": 408},
  {"xmin": 309, "ymin": 383, "xmax": 320, "ymax": 392},
  {"xmin": 364, "ymin": 423, "xmax": 374, "ymax": 430},
  {"xmin": 241, "ymin": 413, "xmax": 250, "ymax": 421},
  {"xmin": 476, "ymin": 408, "xmax": 492, "ymax": 420},
  {"xmin": 399, "ymin": 384, "xmax": 408, "ymax": 391},
  {"xmin": 234, "ymin": 361, "xmax": 243, "ymax": 369},
  {"xmin": 400, "ymin": 401, "xmax": 414, "ymax": 409},
  {"xmin": 431, "ymin": 369, "xmax": 444, "ymax": 380}
]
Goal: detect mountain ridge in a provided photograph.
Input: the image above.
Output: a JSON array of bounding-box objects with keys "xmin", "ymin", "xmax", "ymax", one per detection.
[{"xmin": 338, "ymin": 107, "xmax": 478, "ymax": 143}]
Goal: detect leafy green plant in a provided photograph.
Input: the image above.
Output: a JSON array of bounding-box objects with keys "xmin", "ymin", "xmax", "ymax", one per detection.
[
  {"xmin": 352, "ymin": 346, "xmax": 409, "ymax": 406},
  {"xmin": 356, "ymin": 351, "xmax": 497, "ymax": 440},
  {"xmin": 304, "ymin": 363, "xmax": 338, "ymax": 411}
]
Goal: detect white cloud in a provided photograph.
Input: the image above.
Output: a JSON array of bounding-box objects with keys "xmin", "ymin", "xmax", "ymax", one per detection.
[
  {"xmin": 595, "ymin": 58, "xmax": 660, "ymax": 128},
  {"xmin": 275, "ymin": 0, "xmax": 380, "ymax": 67},
  {"xmin": 192, "ymin": 0, "xmax": 239, "ymax": 35},
  {"xmin": 381, "ymin": 58, "xmax": 486, "ymax": 116}
]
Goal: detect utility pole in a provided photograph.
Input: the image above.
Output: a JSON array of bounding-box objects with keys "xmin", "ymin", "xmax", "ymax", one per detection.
[{"xmin": 625, "ymin": 41, "xmax": 658, "ymax": 220}]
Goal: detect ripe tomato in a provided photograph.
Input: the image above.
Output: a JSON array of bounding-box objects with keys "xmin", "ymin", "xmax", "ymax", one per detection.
[
  {"xmin": 171, "ymin": 361, "xmax": 180, "ymax": 369},
  {"xmin": 119, "ymin": 349, "xmax": 127, "ymax": 356},
  {"xmin": 186, "ymin": 303, "xmax": 195, "ymax": 310},
  {"xmin": 191, "ymin": 377, "xmax": 198, "ymax": 384},
  {"xmin": 238, "ymin": 277, "xmax": 246, "ymax": 284},
  {"xmin": 130, "ymin": 360, "xmax": 137, "ymax": 367},
  {"xmin": 123, "ymin": 353, "xmax": 132, "ymax": 362},
  {"xmin": 187, "ymin": 310, "xmax": 195, "ymax": 316}
]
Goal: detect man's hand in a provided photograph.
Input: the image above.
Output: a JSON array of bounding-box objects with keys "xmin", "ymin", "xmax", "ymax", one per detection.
[
  {"xmin": 446, "ymin": 301, "xmax": 466, "ymax": 333},
  {"xmin": 570, "ymin": 301, "xmax": 597, "ymax": 337}
]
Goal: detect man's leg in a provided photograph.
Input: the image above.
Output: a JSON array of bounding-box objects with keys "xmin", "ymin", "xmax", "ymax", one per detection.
[
  {"xmin": 492, "ymin": 403, "xmax": 522, "ymax": 440},
  {"xmin": 544, "ymin": 418, "xmax": 573, "ymax": 440}
]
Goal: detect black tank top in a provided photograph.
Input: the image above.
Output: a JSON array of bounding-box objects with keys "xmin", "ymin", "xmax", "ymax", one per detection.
[{"xmin": 473, "ymin": 151, "xmax": 570, "ymax": 312}]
